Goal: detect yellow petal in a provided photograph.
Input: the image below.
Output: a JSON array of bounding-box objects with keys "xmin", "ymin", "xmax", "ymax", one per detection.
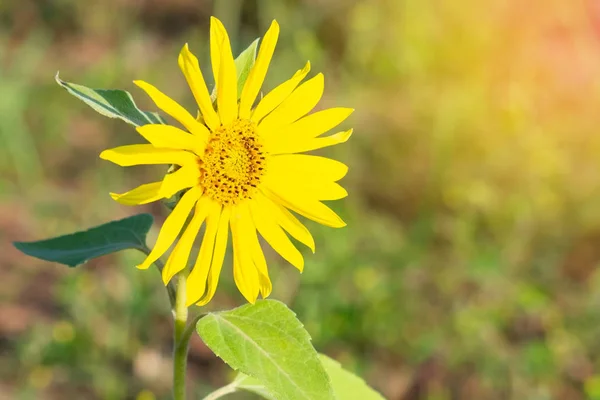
[
  {"xmin": 258, "ymin": 73, "xmax": 324, "ymax": 137},
  {"xmin": 248, "ymin": 197, "xmax": 304, "ymax": 271},
  {"xmin": 250, "ymin": 234, "xmax": 272, "ymax": 298},
  {"xmin": 210, "ymin": 17, "xmax": 227, "ymax": 91},
  {"xmin": 256, "ymin": 192, "xmax": 315, "ymax": 252},
  {"xmin": 265, "ymin": 167, "xmax": 348, "ymax": 200},
  {"xmin": 137, "ymin": 186, "xmax": 202, "ymax": 270},
  {"xmin": 159, "ymin": 166, "xmax": 201, "ymax": 201},
  {"xmin": 268, "ymin": 154, "xmax": 348, "ymax": 182},
  {"xmin": 162, "ymin": 197, "xmax": 211, "ymax": 284},
  {"xmin": 136, "ymin": 124, "xmax": 205, "ymax": 155},
  {"xmin": 268, "ymin": 128, "xmax": 353, "ymax": 155},
  {"xmin": 231, "ymin": 206, "xmax": 260, "ymax": 303},
  {"xmin": 178, "ymin": 43, "xmax": 220, "ymax": 131},
  {"xmin": 196, "ymin": 206, "xmax": 231, "ymax": 306},
  {"xmin": 109, "ymin": 181, "xmax": 163, "ymax": 206},
  {"xmin": 99, "ymin": 144, "xmax": 198, "ymax": 167},
  {"xmin": 263, "ymin": 186, "xmax": 346, "ymax": 229},
  {"xmin": 239, "ymin": 20, "xmax": 279, "ymax": 119},
  {"xmin": 216, "ymin": 25, "xmax": 238, "ymax": 125},
  {"xmin": 320, "ymin": 182, "xmax": 348, "ymax": 200},
  {"xmin": 186, "ymin": 201, "xmax": 221, "ymax": 306},
  {"xmin": 264, "ymin": 106, "xmax": 353, "ymax": 145},
  {"xmin": 251, "ymin": 61, "xmax": 311, "ymax": 123},
  {"xmin": 288, "ymin": 108, "xmax": 354, "ymax": 139},
  {"xmin": 133, "ymin": 80, "xmax": 210, "ymax": 137},
  {"xmin": 238, "ymin": 202, "xmax": 272, "ymax": 298}
]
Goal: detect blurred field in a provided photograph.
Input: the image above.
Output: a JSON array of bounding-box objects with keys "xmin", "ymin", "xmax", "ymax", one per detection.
[{"xmin": 4, "ymin": 0, "xmax": 600, "ymax": 399}]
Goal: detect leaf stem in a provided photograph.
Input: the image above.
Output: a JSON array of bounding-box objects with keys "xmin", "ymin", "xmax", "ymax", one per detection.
[
  {"xmin": 154, "ymin": 256, "xmax": 177, "ymax": 307},
  {"xmin": 173, "ymin": 273, "xmax": 189, "ymax": 400},
  {"xmin": 179, "ymin": 312, "xmax": 206, "ymax": 351},
  {"xmin": 137, "ymin": 246, "xmax": 176, "ymax": 308},
  {"xmin": 201, "ymin": 382, "xmax": 238, "ymax": 400}
]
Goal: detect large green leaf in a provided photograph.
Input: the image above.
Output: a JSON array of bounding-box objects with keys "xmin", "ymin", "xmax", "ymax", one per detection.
[
  {"xmin": 319, "ymin": 355, "xmax": 386, "ymax": 400},
  {"xmin": 232, "ymin": 354, "xmax": 386, "ymax": 400},
  {"xmin": 196, "ymin": 300, "xmax": 335, "ymax": 400},
  {"xmin": 56, "ymin": 73, "xmax": 166, "ymax": 127},
  {"xmin": 13, "ymin": 214, "xmax": 154, "ymax": 267}
]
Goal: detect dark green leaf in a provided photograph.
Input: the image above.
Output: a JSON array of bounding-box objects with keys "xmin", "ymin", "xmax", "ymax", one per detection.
[
  {"xmin": 13, "ymin": 214, "xmax": 154, "ymax": 267},
  {"xmin": 197, "ymin": 300, "xmax": 335, "ymax": 400},
  {"xmin": 56, "ymin": 73, "xmax": 165, "ymax": 126}
]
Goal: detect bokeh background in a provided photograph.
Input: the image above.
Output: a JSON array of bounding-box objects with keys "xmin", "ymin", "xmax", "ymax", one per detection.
[{"xmin": 4, "ymin": 0, "xmax": 600, "ymax": 399}]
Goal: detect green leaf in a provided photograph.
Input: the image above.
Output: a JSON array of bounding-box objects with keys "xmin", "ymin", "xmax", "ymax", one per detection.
[
  {"xmin": 196, "ymin": 299, "xmax": 335, "ymax": 400},
  {"xmin": 56, "ymin": 73, "xmax": 166, "ymax": 127},
  {"xmin": 232, "ymin": 374, "xmax": 278, "ymax": 400},
  {"xmin": 232, "ymin": 354, "xmax": 386, "ymax": 400},
  {"xmin": 13, "ymin": 214, "xmax": 154, "ymax": 267},
  {"xmin": 235, "ymin": 38, "xmax": 259, "ymax": 97},
  {"xmin": 210, "ymin": 38, "xmax": 259, "ymax": 101},
  {"xmin": 318, "ymin": 355, "xmax": 385, "ymax": 400}
]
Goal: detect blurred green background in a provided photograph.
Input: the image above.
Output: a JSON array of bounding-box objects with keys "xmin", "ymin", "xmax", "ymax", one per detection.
[{"xmin": 3, "ymin": 0, "xmax": 600, "ymax": 398}]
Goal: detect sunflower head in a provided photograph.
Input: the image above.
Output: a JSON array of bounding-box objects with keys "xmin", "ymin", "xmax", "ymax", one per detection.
[
  {"xmin": 201, "ymin": 118, "xmax": 265, "ymax": 205},
  {"xmin": 100, "ymin": 17, "xmax": 353, "ymax": 306}
]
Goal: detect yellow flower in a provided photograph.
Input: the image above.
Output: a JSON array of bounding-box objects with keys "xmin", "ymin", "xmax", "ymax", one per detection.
[{"xmin": 100, "ymin": 17, "xmax": 353, "ymax": 306}]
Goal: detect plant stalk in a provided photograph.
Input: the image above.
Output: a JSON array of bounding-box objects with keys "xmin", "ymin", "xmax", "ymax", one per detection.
[
  {"xmin": 173, "ymin": 273, "xmax": 189, "ymax": 400},
  {"xmin": 201, "ymin": 382, "xmax": 238, "ymax": 400}
]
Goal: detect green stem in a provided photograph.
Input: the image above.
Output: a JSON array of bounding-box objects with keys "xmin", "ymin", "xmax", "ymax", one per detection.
[
  {"xmin": 173, "ymin": 273, "xmax": 189, "ymax": 400},
  {"xmin": 201, "ymin": 382, "xmax": 238, "ymax": 400}
]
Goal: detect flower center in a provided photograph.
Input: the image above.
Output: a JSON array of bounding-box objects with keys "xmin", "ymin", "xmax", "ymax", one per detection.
[{"xmin": 199, "ymin": 119, "xmax": 266, "ymax": 205}]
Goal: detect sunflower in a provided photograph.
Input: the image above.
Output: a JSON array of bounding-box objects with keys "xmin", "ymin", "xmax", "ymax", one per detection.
[{"xmin": 100, "ymin": 17, "xmax": 353, "ymax": 306}]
